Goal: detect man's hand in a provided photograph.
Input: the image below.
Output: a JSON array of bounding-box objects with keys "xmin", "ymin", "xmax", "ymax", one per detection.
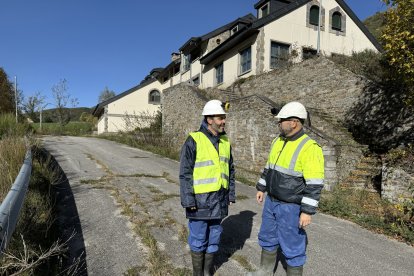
[
  {"xmin": 256, "ymin": 191, "xmax": 264, "ymax": 204},
  {"xmin": 299, "ymin": 213, "xmax": 312, "ymax": 228}
]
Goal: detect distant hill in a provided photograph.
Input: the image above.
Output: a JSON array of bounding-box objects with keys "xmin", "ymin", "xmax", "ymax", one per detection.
[
  {"xmin": 40, "ymin": 107, "xmax": 93, "ymax": 123},
  {"xmin": 363, "ymin": 11, "xmax": 386, "ymax": 43}
]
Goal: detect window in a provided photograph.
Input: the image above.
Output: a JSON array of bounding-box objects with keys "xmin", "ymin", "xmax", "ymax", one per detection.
[
  {"xmin": 182, "ymin": 54, "xmax": 190, "ymax": 72},
  {"xmin": 260, "ymin": 4, "xmax": 269, "ymax": 18},
  {"xmin": 302, "ymin": 48, "xmax": 317, "ymax": 60},
  {"xmin": 332, "ymin": 11, "xmax": 342, "ymax": 31},
  {"xmin": 215, "ymin": 63, "xmax": 224, "ymax": 85},
  {"xmin": 192, "ymin": 76, "xmax": 200, "ymax": 86},
  {"xmin": 309, "ymin": 5, "xmax": 320, "ymax": 26},
  {"xmin": 240, "ymin": 47, "xmax": 251, "ymax": 74},
  {"xmin": 149, "ymin": 90, "xmax": 161, "ymax": 104},
  {"xmin": 270, "ymin": 42, "xmax": 290, "ymax": 69},
  {"xmin": 231, "ymin": 26, "xmax": 239, "ymax": 35}
]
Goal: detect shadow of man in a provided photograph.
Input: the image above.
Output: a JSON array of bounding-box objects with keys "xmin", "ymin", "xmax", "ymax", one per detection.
[{"xmin": 214, "ymin": 210, "xmax": 256, "ymax": 272}]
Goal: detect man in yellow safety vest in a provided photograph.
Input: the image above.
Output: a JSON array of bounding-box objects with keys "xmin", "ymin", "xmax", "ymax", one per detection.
[
  {"xmin": 179, "ymin": 99, "xmax": 235, "ymax": 276},
  {"xmin": 254, "ymin": 101, "xmax": 324, "ymax": 276}
]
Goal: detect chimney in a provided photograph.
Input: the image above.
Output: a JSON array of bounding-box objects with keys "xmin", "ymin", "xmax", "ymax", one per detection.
[{"xmin": 171, "ymin": 52, "xmax": 180, "ymax": 62}]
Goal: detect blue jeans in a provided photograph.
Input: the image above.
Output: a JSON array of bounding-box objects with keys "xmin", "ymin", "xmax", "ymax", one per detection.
[
  {"xmin": 258, "ymin": 196, "xmax": 307, "ymax": 267},
  {"xmin": 188, "ymin": 219, "xmax": 222, "ymax": 253}
]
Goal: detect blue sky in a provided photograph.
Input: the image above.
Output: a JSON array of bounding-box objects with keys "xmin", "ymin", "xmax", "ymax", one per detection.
[{"xmin": 0, "ymin": 0, "xmax": 387, "ymax": 108}]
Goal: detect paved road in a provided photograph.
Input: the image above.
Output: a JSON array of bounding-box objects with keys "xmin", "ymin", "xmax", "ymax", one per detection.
[{"xmin": 42, "ymin": 136, "xmax": 414, "ymax": 276}]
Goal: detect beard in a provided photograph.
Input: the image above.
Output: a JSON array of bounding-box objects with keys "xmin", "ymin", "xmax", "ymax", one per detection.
[{"xmin": 279, "ymin": 124, "xmax": 293, "ymax": 137}]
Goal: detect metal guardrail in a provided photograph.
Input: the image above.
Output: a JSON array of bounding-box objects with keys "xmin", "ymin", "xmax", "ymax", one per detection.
[{"xmin": 0, "ymin": 149, "xmax": 32, "ymax": 254}]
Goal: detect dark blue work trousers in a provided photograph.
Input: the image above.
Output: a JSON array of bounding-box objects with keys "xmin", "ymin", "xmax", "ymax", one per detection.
[
  {"xmin": 258, "ymin": 195, "xmax": 307, "ymax": 267},
  {"xmin": 188, "ymin": 219, "xmax": 223, "ymax": 253}
]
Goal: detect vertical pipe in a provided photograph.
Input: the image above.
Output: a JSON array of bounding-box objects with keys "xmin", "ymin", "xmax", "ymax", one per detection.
[
  {"xmin": 317, "ymin": 0, "xmax": 323, "ymax": 55},
  {"xmin": 14, "ymin": 76, "xmax": 18, "ymax": 123}
]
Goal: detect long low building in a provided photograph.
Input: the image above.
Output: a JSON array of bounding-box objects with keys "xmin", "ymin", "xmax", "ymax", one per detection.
[{"xmin": 92, "ymin": 0, "xmax": 381, "ymax": 134}]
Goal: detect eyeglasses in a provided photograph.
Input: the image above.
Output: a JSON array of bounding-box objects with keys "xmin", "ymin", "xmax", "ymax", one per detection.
[{"xmin": 278, "ymin": 118, "xmax": 298, "ymax": 124}]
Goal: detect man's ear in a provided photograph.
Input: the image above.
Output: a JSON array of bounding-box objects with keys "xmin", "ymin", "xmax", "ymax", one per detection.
[{"xmin": 205, "ymin": 116, "xmax": 213, "ymax": 125}]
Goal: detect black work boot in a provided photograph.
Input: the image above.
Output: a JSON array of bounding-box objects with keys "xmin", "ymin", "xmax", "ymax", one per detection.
[
  {"xmin": 203, "ymin": 252, "xmax": 214, "ymax": 276},
  {"xmin": 190, "ymin": 251, "xmax": 204, "ymax": 276},
  {"xmin": 286, "ymin": 265, "xmax": 303, "ymax": 276}
]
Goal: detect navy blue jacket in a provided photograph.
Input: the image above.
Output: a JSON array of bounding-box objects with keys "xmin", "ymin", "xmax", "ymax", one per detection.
[{"xmin": 179, "ymin": 121, "xmax": 236, "ymax": 220}]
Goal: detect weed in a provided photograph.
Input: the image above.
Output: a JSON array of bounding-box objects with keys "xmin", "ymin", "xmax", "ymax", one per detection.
[{"xmin": 231, "ymin": 254, "xmax": 254, "ymax": 272}]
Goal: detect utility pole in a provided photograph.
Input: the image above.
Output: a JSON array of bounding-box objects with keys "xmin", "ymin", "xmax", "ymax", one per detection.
[
  {"xmin": 317, "ymin": 0, "xmax": 323, "ymax": 55},
  {"xmin": 14, "ymin": 76, "xmax": 18, "ymax": 123},
  {"xmin": 39, "ymin": 103, "xmax": 50, "ymax": 132}
]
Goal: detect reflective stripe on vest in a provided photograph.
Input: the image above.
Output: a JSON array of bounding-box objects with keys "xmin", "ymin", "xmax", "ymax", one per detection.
[
  {"xmin": 266, "ymin": 134, "xmax": 322, "ymax": 181},
  {"xmin": 190, "ymin": 132, "xmax": 231, "ymax": 194}
]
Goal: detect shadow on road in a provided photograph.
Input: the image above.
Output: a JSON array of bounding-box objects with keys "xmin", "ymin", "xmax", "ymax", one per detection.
[
  {"xmin": 214, "ymin": 210, "xmax": 256, "ymax": 272},
  {"xmin": 37, "ymin": 148, "xmax": 88, "ymax": 276}
]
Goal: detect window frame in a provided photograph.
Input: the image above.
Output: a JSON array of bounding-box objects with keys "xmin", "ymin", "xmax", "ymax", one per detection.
[
  {"xmin": 309, "ymin": 5, "xmax": 320, "ymax": 26},
  {"xmin": 182, "ymin": 54, "xmax": 191, "ymax": 73},
  {"xmin": 215, "ymin": 62, "xmax": 224, "ymax": 85},
  {"xmin": 148, "ymin": 90, "xmax": 161, "ymax": 105},
  {"xmin": 270, "ymin": 41, "xmax": 290, "ymax": 69},
  {"xmin": 332, "ymin": 11, "xmax": 342, "ymax": 31},
  {"xmin": 239, "ymin": 47, "xmax": 252, "ymax": 75},
  {"xmin": 260, "ymin": 4, "xmax": 269, "ymax": 18}
]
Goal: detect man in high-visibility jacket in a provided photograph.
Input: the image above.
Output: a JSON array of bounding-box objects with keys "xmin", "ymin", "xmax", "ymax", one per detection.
[
  {"xmin": 180, "ymin": 99, "xmax": 235, "ymax": 276},
  {"xmin": 254, "ymin": 101, "xmax": 324, "ymax": 276}
]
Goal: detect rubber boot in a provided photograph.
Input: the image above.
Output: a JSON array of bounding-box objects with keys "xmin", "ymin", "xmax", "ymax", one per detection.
[
  {"xmin": 203, "ymin": 253, "xmax": 214, "ymax": 276},
  {"xmin": 286, "ymin": 265, "xmax": 303, "ymax": 276},
  {"xmin": 190, "ymin": 251, "xmax": 204, "ymax": 276},
  {"xmin": 247, "ymin": 248, "xmax": 278, "ymax": 276}
]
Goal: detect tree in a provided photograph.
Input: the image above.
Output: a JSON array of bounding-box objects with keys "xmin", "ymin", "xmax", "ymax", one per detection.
[
  {"xmin": 51, "ymin": 79, "xmax": 78, "ymax": 126},
  {"xmin": 382, "ymin": 0, "xmax": 414, "ymax": 85},
  {"xmin": 0, "ymin": 68, "xmax": 16, "ymax": 114},
  {"xmin": 98, "ymin": 87, "xmax": 116, "ymax": 103},
  {"xmin": 22, "ymin": 92, "xmax": 45, "ymax": 122}
]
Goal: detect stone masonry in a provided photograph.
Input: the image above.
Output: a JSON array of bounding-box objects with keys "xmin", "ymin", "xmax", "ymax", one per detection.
[{"xmin": 162, "ymin": 57, "xmax": 409, "ymax": 196}]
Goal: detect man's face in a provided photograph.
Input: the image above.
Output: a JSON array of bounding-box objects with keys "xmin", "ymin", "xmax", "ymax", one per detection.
[
  {"xmin": 208, "ymin": 115, "xmax": 226, "ymax": 135},
  {"xmin": 278, "ymin": 118, "xmax": 297, "ymax": 137}
]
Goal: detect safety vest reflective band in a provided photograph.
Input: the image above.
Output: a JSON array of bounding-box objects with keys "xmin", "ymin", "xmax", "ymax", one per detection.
[
  {"xmin": 190, "ymin": 132, "xmax": 230, "ymax": 194},
  {"xmin": 267, "ymin": 134, "xmax": 324, "ymax": 183}
]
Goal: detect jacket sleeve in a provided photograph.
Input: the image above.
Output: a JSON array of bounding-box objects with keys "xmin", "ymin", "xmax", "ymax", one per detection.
[
  {"xmin": 179, "ymin": 136, "xmax": 196, "ymax": 208},
  {"xmin": 256, "ymin": 168, "xmax": 268, "ymax": 192},
  {"xmin": 228, "ymin": 147, "xmax": 236, "ymax": 203},
  {"xmin": 300, "ymin": 143, "xmax": 325, "ymax": 215}
]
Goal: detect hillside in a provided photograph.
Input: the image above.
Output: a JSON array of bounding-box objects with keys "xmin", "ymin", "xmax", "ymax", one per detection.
[
  {"xmin": 40, "ymin": 107, "xmax": 93, "ymax": 123},
  {"xmin": 363, "ymin": 11, "xmax": 386, "ymax": 43}
]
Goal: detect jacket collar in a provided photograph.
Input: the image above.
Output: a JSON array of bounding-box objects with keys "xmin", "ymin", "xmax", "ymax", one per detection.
[{"xmin": 282, "ymin": 128, "xmax": 305, "ymax": 142}]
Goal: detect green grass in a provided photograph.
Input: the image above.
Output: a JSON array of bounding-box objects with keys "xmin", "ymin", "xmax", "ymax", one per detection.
[
  {"xmin": 320, "ymin": 186, "xmax": 414, "ymax": 245},
  {"xmin": 99, "ymin": 133, "xmax": 180, "ymax": 161},
  {"xmin": 32, "ymin": 121, "xmax": 94, "ymax": 136},
  {"xmin": 0, "ymin": 147, "xmax": 67, "ymax": 275}
]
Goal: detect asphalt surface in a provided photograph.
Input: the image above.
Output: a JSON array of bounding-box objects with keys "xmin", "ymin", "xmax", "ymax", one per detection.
[{"xmin": 42, "ymin": 136, "xmax": 414, "ymax": 276}]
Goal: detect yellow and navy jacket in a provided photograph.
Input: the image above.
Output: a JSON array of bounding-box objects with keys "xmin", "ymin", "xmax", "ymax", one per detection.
[
  {"xmin": 256, "ymin": 129, "xmax": 324, "ymax": 214},
  {"xmin": 179, "ymin": 121, "xmax": 235, "ymax": 220}
]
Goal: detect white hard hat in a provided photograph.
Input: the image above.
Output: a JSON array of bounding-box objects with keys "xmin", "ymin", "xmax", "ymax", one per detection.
[
  {"xmin": 275, "ymin": 101, "xmax": 307, "ymax": 119},
  {"xmin": 202, "ymin": 100, "xmax": 228, "ymax": 116}
]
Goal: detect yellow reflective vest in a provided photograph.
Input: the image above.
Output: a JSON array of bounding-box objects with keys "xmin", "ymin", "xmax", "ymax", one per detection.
[
  {"xmin": 189, "ymin": 132, "xmax": 231, "ymax": 194},
  {"xmin": 258, "ymin": 132, "xmax": 324, "ymax": 214}
]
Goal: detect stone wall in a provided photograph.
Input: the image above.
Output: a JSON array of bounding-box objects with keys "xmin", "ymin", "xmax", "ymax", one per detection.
[
  {"xmin": 162, "ymin": 84, "xmax": 209, "ymax": 149},
  {"xmin": 161, "ymin": 57, "xmax": 408, "ymax": 193},
  {"xmin": 382, "ymin": 164, "xmax": 414, "ymax": 203}
]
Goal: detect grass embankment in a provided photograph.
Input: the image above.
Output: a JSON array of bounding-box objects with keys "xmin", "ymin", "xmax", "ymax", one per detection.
[
  {"xmin": 321, "ymin": 147, "xmax": 414, "ymax": 245},
  {"xmin": 0, "ymin": 114, "xmax": 72, "ymax": 275},
  {"xmin": 32, "ymin": 121, "xmax": 94, "ymax": 136}
]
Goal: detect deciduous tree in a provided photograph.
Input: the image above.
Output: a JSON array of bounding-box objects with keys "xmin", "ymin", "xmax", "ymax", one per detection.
[
  {"xmin": 0, "ymin": 68, "xmax": 15, "ymax": 114},
  {"xmin": 382, "ymin": 0, "xmax": 414, "ymax": 85},
  {"xmin": 98, "ymin": 87, "xmax": 116, "ymax": 103},
  {"xmin": 51, "ymin": 79, "xmax": 78, "ymax": 126}
]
